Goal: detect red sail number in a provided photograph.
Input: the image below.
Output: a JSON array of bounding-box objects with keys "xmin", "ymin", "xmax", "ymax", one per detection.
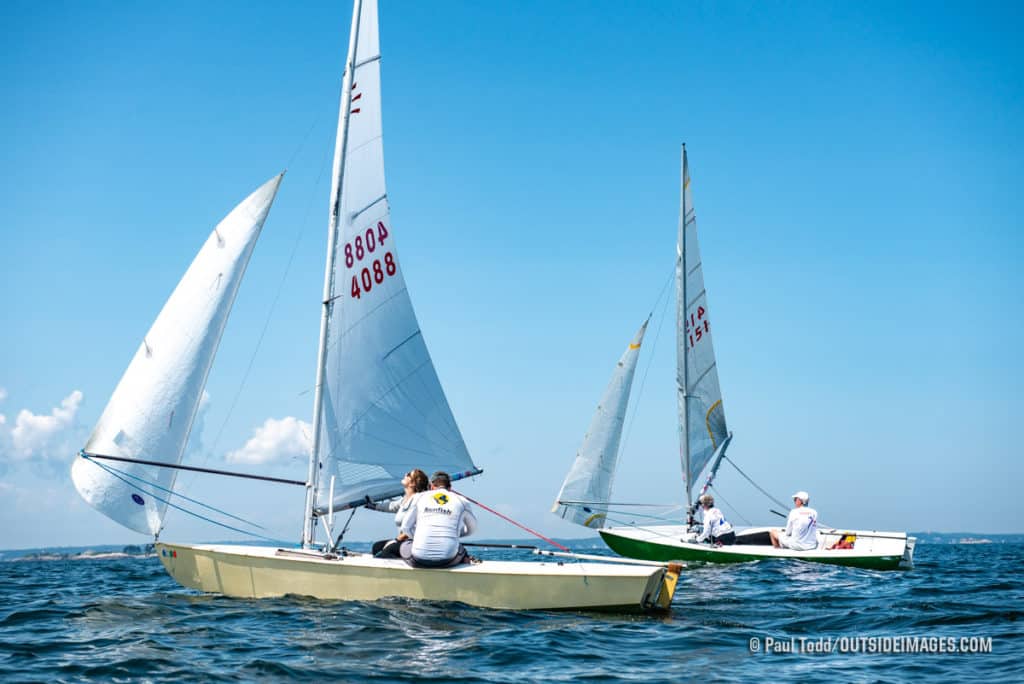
[
  {"xmin": 345, "ymin": 221, "xmax": 390, "ymax": 268},
  {"xmin": 349, "ymin": 251, "xmax": 398, "ymax": 299},
  {"xmin": 686, "ymin": 305, "xmax": 710, "ymax": 348}
]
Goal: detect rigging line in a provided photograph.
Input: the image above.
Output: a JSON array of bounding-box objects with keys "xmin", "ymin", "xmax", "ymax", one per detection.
[
  {"xmin": 723, "ymin": 455, "xmax": 790, "ymax": 510},
  {"xmin": 84, "ymin": 453, "xmax": 305, "ymax": 487},
  {"xmin": 620, "ymin": 264, "xmax": 675, "ymax": 461},
  {"xmin": 602, "ymin": 514, "xmax": 686, "ymax": 537},
  {"xmin": 82, "ymin": 457, "xmax": 270, "ymax": 529},
  {"xmin": 452, "ymin": 491, "xmax": 570, "ymax": 552},
  {"xmin": 563, "ymin": 505, "xmax": 682, "ymax": 523},
  {"xmin": 330, "ymin": 507, "xmax": 360, "ymax": 552},
  {"xmin": 707, "ymin": 485, "xmax": 753, "ymax": 526},
  {"xmin": 88, "ymin": 459, "xmax": 281, "ymax": 542},
  {"xmin": 180, "ymin": 136, "xmax": 334, "ymax": 498},
  {"xmin": 558, "ymin": 500, "xmax": 682, "ymax": 508},
  {"xmin": 286, "ymin": 107, "xmax": 326, "ymax": 171}
]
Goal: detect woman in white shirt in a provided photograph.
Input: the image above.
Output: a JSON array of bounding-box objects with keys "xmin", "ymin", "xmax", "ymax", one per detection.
[
  {"xmin": 695, "ymin": 494, "xmax": 735, "ymax": 545},
  {"xmin": 368, "ymin": 469, "xmax": 428, "ymax": 558}
]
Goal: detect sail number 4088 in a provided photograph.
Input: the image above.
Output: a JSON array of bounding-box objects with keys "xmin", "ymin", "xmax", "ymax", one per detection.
[{"xmin": 345, "ymin": 221, "xmax": 397, "ymax": 300}]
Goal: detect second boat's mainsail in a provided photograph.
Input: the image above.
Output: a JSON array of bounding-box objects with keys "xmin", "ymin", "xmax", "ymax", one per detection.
[
  {"xmin": 72, "ymin": 175, "xmax": 284, "ymax": 535},
  {"xmin": 553, "ymin": 147, "xmax": 731, "ymax": 530},
  {"xmin": 310, "ymin": 0, "xmax": 477, "ymax": 522},
  {"xmin": 677, "ymin": 146, "xmax": 729, "ymax": 510},
  {"xmin": 552, "ymin": 320, "xmax": 648, "ymax": 528}
]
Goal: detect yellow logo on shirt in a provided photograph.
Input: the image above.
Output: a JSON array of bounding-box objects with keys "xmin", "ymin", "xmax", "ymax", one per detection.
[{"xmin": 433, "ymin": 492, "xmax": 449, "ymax": 505}]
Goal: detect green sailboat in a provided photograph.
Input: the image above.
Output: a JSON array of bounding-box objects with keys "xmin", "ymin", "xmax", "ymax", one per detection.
[{"xmin": 553, "ymin": 146, "xmax": 915, "ymax": 571}]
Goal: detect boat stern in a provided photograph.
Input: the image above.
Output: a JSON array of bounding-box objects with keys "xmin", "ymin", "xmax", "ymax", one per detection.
[
  {"xmin": 648, "ymin": 562, "xmax": 682, "ymax": 610},
  {"xmin": 900, "ymin": 536, "xmax": 917, "ymax": 569}
]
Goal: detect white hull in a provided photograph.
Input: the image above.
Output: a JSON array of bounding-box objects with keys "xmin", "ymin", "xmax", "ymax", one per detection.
[
  {"xmin": 600, "ymin": 525, "xmax": 916, "ymax": 570},
  {"xmin": 156, "ymin": 543, "xmax": 680, "ymax": 611}
]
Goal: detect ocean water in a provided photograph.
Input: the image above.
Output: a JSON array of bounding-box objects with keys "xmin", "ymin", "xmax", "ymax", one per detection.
[{"xmin": 0, "ymin": 542, "xmax": 1020, "ymax": 682}]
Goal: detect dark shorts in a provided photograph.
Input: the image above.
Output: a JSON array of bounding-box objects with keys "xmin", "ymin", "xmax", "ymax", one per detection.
[
  {"xmin": 372, "ymin": 538, "xmax": 402, "ymax": 558},
  {"xmin": 713, "ymin": 531, "xmax": 736, "ymax": 546},
  {"xmin": 399, "ymin": 540, "xmax": 467, "ymax": 568}
]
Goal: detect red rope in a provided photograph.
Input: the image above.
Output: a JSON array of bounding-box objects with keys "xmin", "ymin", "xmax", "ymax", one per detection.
[{"xmin": 453, "ymin": 490, "xmax": 570, "ymax": 552}]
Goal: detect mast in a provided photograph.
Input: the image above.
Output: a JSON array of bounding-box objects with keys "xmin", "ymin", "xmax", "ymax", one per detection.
[
  {"xmin": 303, "ymin": 0, "xmax": 364, "ymax": 548},
  {"xmin": 676, "ymin": 144, "xmax": 692, "ymax": 520}
]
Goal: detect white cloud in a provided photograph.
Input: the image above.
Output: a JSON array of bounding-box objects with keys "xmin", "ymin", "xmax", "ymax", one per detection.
[
  {"xmin": 0, "ymin": 387, "xmax": 8, "ymax": 401},
  {"xmin": 226, "ymin": 416, "xmax": 311, "ymax": 465},
  {"xmin": 4, "ymin": 390, "xmax": 83, "ymax": 463}
]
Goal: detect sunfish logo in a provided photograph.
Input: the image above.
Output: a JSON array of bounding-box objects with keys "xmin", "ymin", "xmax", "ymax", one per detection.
[{"xmin": 433, "ymin": 492, "xmax": 449, "ymax": 505}]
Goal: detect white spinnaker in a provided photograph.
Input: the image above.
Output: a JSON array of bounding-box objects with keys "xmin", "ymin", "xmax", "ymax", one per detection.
[
  {"xmin": 72, "ymin": 174, "xmax": 283, "ymax": 535},
  {"xmin": 314, "ymin": 0, "xmax": 475, "ymax": 513},
  {"xmin": 677, "ymin": 148, "xmax": 728, "ymax": 497},
  {"xmin": 553, "ymin": 320, "xmax": 648, "ymax": 529}
]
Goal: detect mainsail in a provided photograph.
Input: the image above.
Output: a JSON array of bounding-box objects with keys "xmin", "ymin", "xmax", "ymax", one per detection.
[
  {"xmin": 72, "ymin": 175, "xmax": 284, "ymax": 535},
  {"xmin": 311, "ymin": 0, "xmax": 476, "ymax": 516},
  {"xmin": 677, "ymin": 146, "xmax": 729, "ymax": 504},
  {"xmin": 552, "ymin": 320, "xmax": 648, "ymax": 529}
]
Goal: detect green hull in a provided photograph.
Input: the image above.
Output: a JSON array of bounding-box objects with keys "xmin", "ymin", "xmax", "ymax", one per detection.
[{"xmin": 598, "ymin": 531, "xmax": 906, "ymax": 571}]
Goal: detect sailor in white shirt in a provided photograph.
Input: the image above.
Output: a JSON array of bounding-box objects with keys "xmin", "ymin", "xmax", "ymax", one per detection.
[
  {"xmin": 695, "ymin": 494, "xmax": 735, "ymax": 545},
  {"xmin": 770, "ymin": 491, "xmax": 819, "ymax": 551},
  {"xmin": 400, "ymin": 471, "xmax": 477, "ymax": 567}
]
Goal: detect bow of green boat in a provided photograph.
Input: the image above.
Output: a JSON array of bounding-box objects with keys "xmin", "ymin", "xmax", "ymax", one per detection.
[{"xmin": 599, "ymin": 526, "xmax": 916, "ymax": 571}]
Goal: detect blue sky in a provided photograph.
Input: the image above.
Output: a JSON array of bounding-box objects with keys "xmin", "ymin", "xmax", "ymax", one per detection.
[{"xmin": 1, "ymin": 1, "xmax": 1021, "ymax": 549}]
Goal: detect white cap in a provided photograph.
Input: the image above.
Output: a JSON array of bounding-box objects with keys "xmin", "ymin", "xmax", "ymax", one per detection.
[{"xmin": 792, "ymin": 491, "xmax": 810, "ymax": 504}]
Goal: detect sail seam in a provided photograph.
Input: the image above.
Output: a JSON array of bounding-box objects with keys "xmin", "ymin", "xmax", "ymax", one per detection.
[
  {"xmin": 688, "ymin": 362, "xmax": 716, "ymax": 390},
  {"xmin": 345, "ymin": 134, "xmax": 384, "ymax": 160},
  {"xmin": 337, "ymin": 358, "xmax": 443, "ymax": 439},
  {"xmin": 335, "ymin": 287, "xmax": 408, "ymax": 340},
  {"xmin": 373, "ymin": 362, "xmax": 462, "ymax": 448}
]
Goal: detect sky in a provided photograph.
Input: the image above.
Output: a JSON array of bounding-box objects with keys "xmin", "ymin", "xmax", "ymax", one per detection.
[{"xmin": 1, "ymin": 0, "xmax": 1021, "ymax": 550}]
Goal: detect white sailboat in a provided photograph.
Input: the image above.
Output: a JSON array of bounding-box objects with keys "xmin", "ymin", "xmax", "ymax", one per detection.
[
  {"xmin": 71, "ymin": 0, "xmax": 680, "ymax": 611},
  {"xmin": 553, "ymin": 146, "xmax": 916, "ymax": 571}
]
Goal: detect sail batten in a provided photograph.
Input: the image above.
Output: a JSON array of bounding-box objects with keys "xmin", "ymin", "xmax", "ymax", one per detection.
[
  {"xmin": 552, "ymin": 320, "xmax": 649, "ymax": 529},
  {"xmin": 72, "ymin": 174, "xmax": 284, "ymax": 536},
  {"xmin": 312, "ymin": 0, "xmax": 476, "ymax": 518}
]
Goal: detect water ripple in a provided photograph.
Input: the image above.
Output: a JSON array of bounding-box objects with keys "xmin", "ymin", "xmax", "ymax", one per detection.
[{"xmin": 0, "ymin": 544, "xmax": 1019, "ymax": 681}]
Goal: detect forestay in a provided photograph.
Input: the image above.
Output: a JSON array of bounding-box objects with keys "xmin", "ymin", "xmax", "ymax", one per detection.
[
  {"xmin": 552, "ymin": 320, "xmax": 648, "ymax": 528},
  {"xmin": 677, "ymin": 147, "xmax": 729, "ymax": 499},
  {"xmin": 313, "ymin": 0, "xmax": 476, "ymax": 513},
  {"xmin": 72, "ymin": 175, "xmax": 284, "ymax": 535}
]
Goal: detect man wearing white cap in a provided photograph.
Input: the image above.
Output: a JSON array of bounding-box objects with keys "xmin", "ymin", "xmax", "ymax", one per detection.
[{"xmin": 769, "ymin": 491, "xmax": 818, "ymax": 551}]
